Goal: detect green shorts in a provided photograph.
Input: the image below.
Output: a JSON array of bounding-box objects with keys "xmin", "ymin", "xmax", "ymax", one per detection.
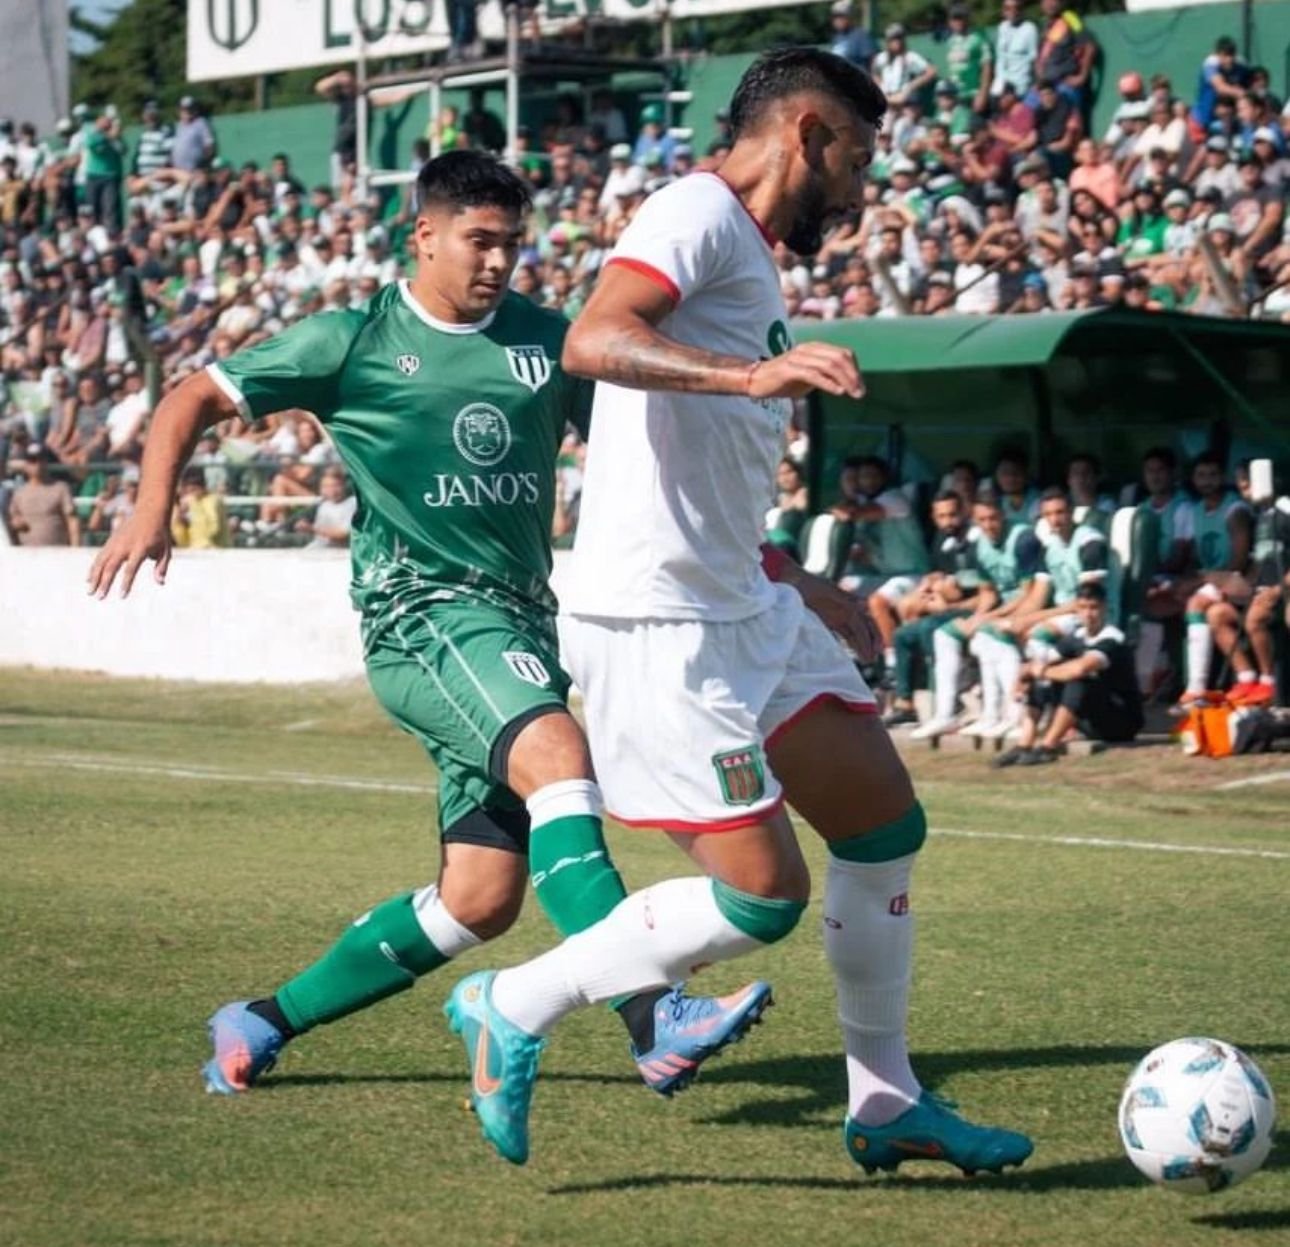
[{"xmin": 365, "ymin": 600, "xmax": 569, "ymax": 850}]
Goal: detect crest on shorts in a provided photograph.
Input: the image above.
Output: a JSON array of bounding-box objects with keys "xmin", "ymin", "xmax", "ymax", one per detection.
[
  {"xmin": 503, "ymin": 650, "xmax": 551, "ymax": 687},
  {"xmin": 505, "ymin": 345, "xmax": 552, "ymax": 394},
  {"xmin": 711, "ymin": 746, "xmax": 766, "ymax": 807},
  {"xmin": 395, "ymin": 353, "xmax": 421, "ymax": 376}
]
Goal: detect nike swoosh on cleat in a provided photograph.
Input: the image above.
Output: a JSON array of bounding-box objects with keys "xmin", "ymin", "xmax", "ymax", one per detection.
[
  {"xmin": 472, "ymin": 1024, "xmax": 502, "ymax": 1098},
  {"xmin": 890, "ymin": 1140, "xmax": 945, "ymax": 1158}
]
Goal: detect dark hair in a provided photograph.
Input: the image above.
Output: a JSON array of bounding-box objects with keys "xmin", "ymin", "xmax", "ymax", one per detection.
[
  {"xmin": 1039, "ymin": 485, "xmax": 1069, "ymax": 505},
  {"xmin": 996, "ymin": 449, "xmax": 1029, "ymax": 469},
  {"xmin": 973, "ymin": 493, "xmax": 1003, "ymax": 512},
  {"xmin": 1067, "ymin": 452, "xmax": 1100, "ymax": 473},
  {"xmin": 1216, "ymin": 36, "xmax": 1237, "ymax": 55},
  {"xmin": 1143, "ymin": 445, "xmax": 1176, "ymax": 469},
  {"xmin": 273, "ymin": 152, "xmax": 289, "ymax": 163},
  {"xmin": 846, "ymin": 454, "xmax": 889, "ymax": 476},
  {"xmin": 729, "ymin": 47, "xmax": 887, "ymax": 140},
  {"xmin": 932, "ymin": 489, "xmax": 962, "ymax": 506},
  {"xmin": 1075, "ymin": 581, "xmax": 1107, "ymax": 602},
  {"xmin": 1193, "ymin": 450, "xmax": 1224, "ymax": 471},
  {"xmin": 949, "ymin": 458, "xmax": 980, "ymax": 480},
  {"xmin": 416, "ymin": 150, "xmax": 533, "ymax": 216}
]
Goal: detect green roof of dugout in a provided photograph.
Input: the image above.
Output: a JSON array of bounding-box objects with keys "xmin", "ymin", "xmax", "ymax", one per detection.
[
  {"xmin": 789, "ymin": 310, "xmax": 1290, "ymax": 507},
  {"xmin": 792, "ymin": 308, "xmax": 1290, "ymax": 377}
]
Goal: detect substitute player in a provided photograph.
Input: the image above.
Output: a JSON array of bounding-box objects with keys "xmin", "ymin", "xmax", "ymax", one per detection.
[
  {"xmin": 87, "ymin": 152, "xmax": 768, "ymax": 1105},
  {"xmin": 441, "ymin": 50, "xmax": 1033, "ymax": 1175}
]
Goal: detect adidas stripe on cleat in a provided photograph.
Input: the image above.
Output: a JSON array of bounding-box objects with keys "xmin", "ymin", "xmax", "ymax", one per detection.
[
  {"xmin": 844, "ymin": 1090, "xmax": 1033, "ymax": 1176},
  {"xmin": 202, "ymin": 1001, "xmax": 288, "ymax": 1095},
  {"xmin": 633, "ymin": 981, "xmax": 773, "ymax": 1097}
]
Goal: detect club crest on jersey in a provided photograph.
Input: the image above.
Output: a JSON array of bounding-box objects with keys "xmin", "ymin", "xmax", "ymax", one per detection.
[
  {"xmin": 453, "ymin": 402, "xmax": 512, "ymax": 467},
  {"xmin": 505, "ymin": 345, "xmax": 552, "ymax": 394},
  {"xmin": 503, "ymin": 650, "xmax": 551, "ymax": 687},
  {"xmin": 395, "ymin": 353, "xmax": 421, "ymax": 376},
  {"xmin": 711, "ymin": 746, "xmax": 766, "ymax": 807}
]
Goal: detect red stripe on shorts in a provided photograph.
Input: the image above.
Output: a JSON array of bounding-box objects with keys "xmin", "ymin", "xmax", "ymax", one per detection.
[
  {"xmin": 609, "ymin": 797, "xmax": 786, "ymax": 835},
  {"xmin": 765, "ymin": 694, "xmax": 878, "ymax": 751}
]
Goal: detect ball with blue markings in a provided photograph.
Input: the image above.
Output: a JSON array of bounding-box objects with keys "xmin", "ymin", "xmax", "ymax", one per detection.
[{"xmin": 1118, "ymin": 1037, "xmax": 1276, "ymax": 1193}]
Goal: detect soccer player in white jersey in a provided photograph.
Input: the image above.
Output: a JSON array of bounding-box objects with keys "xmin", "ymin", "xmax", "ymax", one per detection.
[{"xmin": 443, "ymin": 49, "xmax": 1034, "ymax": 1175}]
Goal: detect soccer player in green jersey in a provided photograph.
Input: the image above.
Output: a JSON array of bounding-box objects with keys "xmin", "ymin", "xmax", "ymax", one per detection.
[
  {"xmin": 945, "ymin": 3, "xmax": 993, "ymax": 117},
  {"xmin": 87, "ymin": 152, "xmax": 770, "ymax": 1118}
]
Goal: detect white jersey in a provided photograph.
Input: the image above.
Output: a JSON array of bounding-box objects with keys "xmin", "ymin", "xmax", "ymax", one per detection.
[{"xmin": 562, "ymin": 172, "xmax": 792, "ymax": 622}]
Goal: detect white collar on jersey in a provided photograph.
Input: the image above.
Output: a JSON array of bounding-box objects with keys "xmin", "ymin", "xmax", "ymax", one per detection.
[{"xmin": 398, "ymin": 280, "xmax": 498, "ymax": 334}]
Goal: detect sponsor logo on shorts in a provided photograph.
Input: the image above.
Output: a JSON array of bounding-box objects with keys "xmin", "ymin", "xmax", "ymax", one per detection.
[
  {"xmin": 888, "ymin": 893, "xmax": 910, "ymax": 917},
  {"xmin": 711, "ymin": 746, "xmax": 766, "ymax": 807},
  {"xmin": 395, "ymin": 352, "xmax": 421, "ymax": 376},
  {"xmin": 453, "ymin": 402, "xmax": 512, "ymax": 467},
  {"xmin": 503, "ymin": 650, "xmax": 551, "ymax": 687},
  {"xmin": 505, "ymin": 345, "xmax": 552, "ymax": 393}
]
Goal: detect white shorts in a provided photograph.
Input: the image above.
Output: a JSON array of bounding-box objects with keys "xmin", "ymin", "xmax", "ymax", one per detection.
[{"xmin": 559, "ymin": 583, "xmax": 876, "ymax": 832}]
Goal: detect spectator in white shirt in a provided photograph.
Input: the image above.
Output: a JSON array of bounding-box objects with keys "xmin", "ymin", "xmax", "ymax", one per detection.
[
  {"xmin": 872, "ymin": 23, "xmax": 937, "ymax": 108},
  {"xmin": 302, "ymin": 467, "xmax": 356, "ymax": 548},
  {"xmin": 993, "ymin": 0, "xmax": 1039, "ymax": 99}
]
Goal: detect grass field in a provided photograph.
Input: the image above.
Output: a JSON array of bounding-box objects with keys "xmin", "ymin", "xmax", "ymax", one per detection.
[{"xmin": 2, "ymin": 668, "xmax": 1287, "ymax": 1247}]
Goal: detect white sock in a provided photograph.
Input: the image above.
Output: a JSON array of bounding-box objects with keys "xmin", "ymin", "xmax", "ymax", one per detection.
[
  {"xmin": 983, "ymin": 634, "xmax": 1023, "ymax": 722},
  {"xmin": 411, "ymin": 884, "xmax": 482, "ymax": 958},
  {"xmin": 884, "ymin": 646, "xmax": 897, "ymax": 671},
  {"xmin": 1234, "ymin": 668, "xmax": 1256, "ymax": 684},
  {"xmin": 1135, "ymin": 621, "xmax": 1164, "ymax": 693},
  {"xmin": 932, "ymin": 627, "xmax": 962, "ymax": 722},
  {"xmin": 970, "ymin": 633, "xmax": 1000, "ymax": 724},
  {"xmin": 823, "ymin": 853, "xmax": 921, "ymax": 1126},
  {"xmin": 489, "ymin": 877, "xmax": 761, "ymax": 1036},
  {"xmin": 1260, "ymin": 674, "xmax": 1276, "ymax": 686},
  {"xmin": 1186, "ymin": 621, "xmax": 1213, "ymax": 694}
]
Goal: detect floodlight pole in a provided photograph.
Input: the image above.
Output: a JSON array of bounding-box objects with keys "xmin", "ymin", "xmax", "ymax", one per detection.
[
  {"xmin": 355, "ymin": 23, "xmax": 369, "ymax": 200},
  {"xmin": 506, "ymin": 3, "xmax": 520, "ymax": 164}
]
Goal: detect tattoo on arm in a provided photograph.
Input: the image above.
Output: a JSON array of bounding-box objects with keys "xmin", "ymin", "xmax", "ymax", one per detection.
[{"xmin": 589, "ymin": 319, "xmax": 754, "ymax": 395}]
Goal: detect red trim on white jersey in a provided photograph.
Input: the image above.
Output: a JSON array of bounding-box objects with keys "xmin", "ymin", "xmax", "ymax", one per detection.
[
  {"xmin": 609, "ymin": 797, "xmax": 786, "ymax": 835},
  {"xmin": 765, "ymin": 693, "xmax": 878, "ymax": 750},
  {"xmin": 605, "ymin": 256, "xmax": 682, "ymax": 305},
  {"xmin": 703, "ymin": 172, "xmax": 779, "ymax": 249}
]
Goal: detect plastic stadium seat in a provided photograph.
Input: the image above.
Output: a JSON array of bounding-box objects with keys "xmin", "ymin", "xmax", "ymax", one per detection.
[{"xmin": 799, "ymin": 513, "xmax": 854, "ymax": 582}]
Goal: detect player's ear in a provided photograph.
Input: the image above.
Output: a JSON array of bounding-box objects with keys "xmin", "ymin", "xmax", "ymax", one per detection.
[
  {"xmin": 797, "ymin": 110, "xmax": 830, "ymax": 167},
  {"xmin": 413, "ymin": 209, "xmax": 437, "ymax": 262}
]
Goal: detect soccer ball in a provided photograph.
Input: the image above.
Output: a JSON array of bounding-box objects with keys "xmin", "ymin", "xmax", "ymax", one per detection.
[{"xmin": 1118, "ymin": 1037, "xmax": 1277, "ymax": 1193}]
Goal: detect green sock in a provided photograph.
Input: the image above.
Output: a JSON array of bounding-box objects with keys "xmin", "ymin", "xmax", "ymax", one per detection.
[
  {"xmin": 276, "ymin": 892, "xmax": 448, "ymax": 1034},
  {"xmin": 529, "ymin": 814, "xmax": 628, "ymax": 938}
]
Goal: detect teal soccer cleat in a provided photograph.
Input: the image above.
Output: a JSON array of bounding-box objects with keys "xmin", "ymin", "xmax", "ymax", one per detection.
[
  {"xmin": 444, "ymin": 970, "xmax": 546, "ymax": 1166},
  {"xmin": 633, "ymin": 981, "xmax": 773, "ymax": 1097},
  {"xmin": 844, "ymin": 1090, "xmax": 1034, "ymax": 1176}
]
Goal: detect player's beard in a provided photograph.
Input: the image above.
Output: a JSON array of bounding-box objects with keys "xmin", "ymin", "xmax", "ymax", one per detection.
[{"xmin": 783, "ymin": 172, "xmax": 830, "ymax": 257}]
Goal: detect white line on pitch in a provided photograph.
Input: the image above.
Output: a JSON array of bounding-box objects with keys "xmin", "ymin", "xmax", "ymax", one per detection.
[
  {"xmin": 1214, "ymin": 769, "xmax": 1290, "ymax": 791},
  {"xmin": 0, "ymin": 751, "xmax": 435, "ymax": 795},
  {"xmin": 932, "ymin": 827, "xmax": 1290, "ymax": 861}
]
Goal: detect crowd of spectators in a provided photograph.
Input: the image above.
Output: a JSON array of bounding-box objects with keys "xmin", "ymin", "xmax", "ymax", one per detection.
[{"xmin": 2, "ymin": 5, "xmax": 1289, "ymax": 550}]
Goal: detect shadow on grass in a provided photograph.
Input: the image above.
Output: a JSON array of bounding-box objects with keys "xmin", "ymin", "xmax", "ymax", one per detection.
[
  {"xmin": 548, "ymin": 1153, "xmax": 1137, "ymax": 1196},
  {"xmin": 259, "ymin": 1071, "xmax": 638, "ymax": 1091},
  {"xmin": 692, "ymin": 1044, "xmax": 1290, "ymax": 1130},
  {"xmin": 1192, "ymin": 1210, "xmax": 1290, "ymax": 1233}
]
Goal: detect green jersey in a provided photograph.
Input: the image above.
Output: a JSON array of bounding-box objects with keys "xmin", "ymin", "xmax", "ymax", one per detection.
[
  {"xmin": 82, "ymin": 125, "xmax": 123, "ymax": 180},
  {"xmin": 1137, "ymin": 489, "xmax": 1192, "ymax": 565},
  {"xmin": 946, "ymin": 30, "xmax": 991, "ymax": 95},
  {"xmin": 1041, "ymin": 523, "xmax": 1106, "ymax": 605},
  {"xmin": 211, "ymin": 282, "xmax": 591, "ymax": 645}
]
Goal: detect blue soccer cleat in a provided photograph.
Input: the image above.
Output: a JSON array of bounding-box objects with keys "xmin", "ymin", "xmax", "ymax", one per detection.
[
  {"xmin": 202, "ymin": 1001, "xmax": 288, "ymax": 1095},
  {"xmin": 844, "ymin": 1090, "xmax": 1034, "ymax": 1176},
  {"xmin": 444, "ymin": 970, "xmax": 546, "ymax": 1166},
  {"xmin": 633, "ymin": 981, "xmax": 773, "ymax": 1097}
]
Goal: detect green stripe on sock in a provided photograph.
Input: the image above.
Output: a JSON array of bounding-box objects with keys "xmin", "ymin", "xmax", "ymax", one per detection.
[
  {"xmin": 827, "ymin": 801, "xmax": 928, "ymax": 864},
  {"xmin": 1185, "ymin": 611, "xmax": 1206, "ymax": 625},
  {"xmin": 277, "ymin": 891, "xmax": 448, "ymax": 1034},
  {"xmin": 529, "ymin": 814, "xmax": 628, "ymax": 939},
  {"xmin": 711, "ymin": 879, "xmax": 805, "ymax": 945}
]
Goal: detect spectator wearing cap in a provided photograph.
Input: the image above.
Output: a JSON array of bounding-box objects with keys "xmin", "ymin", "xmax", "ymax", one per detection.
[
  {"xmin": 1192, "ymin": 134, "xmax": 1240, "ymax": 201},
  {"xmin": 945, "ymin": 4, "xmax": 993, "ymax": 117},
  {"xmin": 1033, "ymin": 0, "xmax": 1095, "ymax": 111},
  {"xmin": 1017, "ymin": 269, "xmax": 1052, "ymax": 313},
  {"xmin": 1034, "ymin": 77, "xmax": 1083, "ymax": 178},
  {"xmin": 172, "ymin": 96, "xmax": 216, "ymax": 173},
  {"xmin": 133, "ymin": 100, "xmax": 174, "ymax": 181},
  {"xmin": 1225, "ymin": 150, "xmax": 1285, "ymax": 263},
  {"xmin": 932, "ymin": 80, "xmax": 972, "ymax": 142},
  {"xmin": 1193, "ymin": 36, "xmax": 1251, "ymax": 132},
  {"xmin": 992, "ymin": 0, "xmax": 1039, "ymax": 100},
  {"xmin": 632, "ymin": 102, "xmax": 676, "ymax": 170},
  {"xmin": 872, "ymin": 24, "xmax": 936, "ymax": 110},
  {"xmin": 8, "ymin": 444, "xmax": 79, "ymax": 546},
  {"xmin": 829, "ymin": 2, "xmax": 875, "ymax": 70},
  {"xmin": 1069, "ymin": 137, "xmax": 1121, "ymax": 211}
]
